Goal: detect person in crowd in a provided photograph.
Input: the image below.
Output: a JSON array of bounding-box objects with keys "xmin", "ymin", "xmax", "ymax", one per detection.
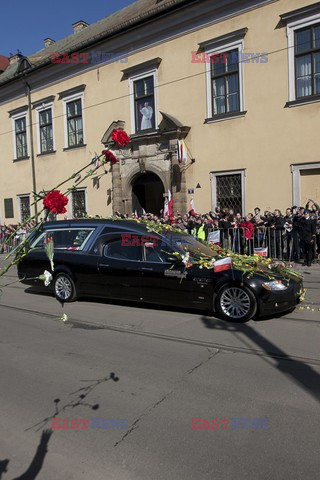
[
  {"xmin": 292, "ymin": 206, "xmax": 303, "ymax": 262},
  {"xmin": 239, "ymin": 215, "xmax": 254, "ymax": 254},
  {"xmin": 283, "ymin": 208, "xmax": 293, "ymax": 261},
  {"xmin": 300, "ymin": 209, "xmax": 317, "ymax": 267},
  {"xmin": 219, "ymin": 212, "xmax": 231, "ymax": 249}
]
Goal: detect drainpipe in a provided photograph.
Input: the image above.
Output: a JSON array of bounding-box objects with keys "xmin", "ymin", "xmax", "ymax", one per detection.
[{"xmin": 22, "ymin": 76, "xmax": 38, "ymax": 219}]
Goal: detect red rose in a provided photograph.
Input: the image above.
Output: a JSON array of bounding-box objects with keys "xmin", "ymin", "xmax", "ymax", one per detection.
[
  {"xmin": 111, "ymin": 129, "xmax": 130, "ymax": 147},
  {"xmin": 43, "ymin": 190, "xmax": 68, "ymax": 214},
  {"xmin": 102, "ymin": 149, "xmax": 118, "ymax": 165}
]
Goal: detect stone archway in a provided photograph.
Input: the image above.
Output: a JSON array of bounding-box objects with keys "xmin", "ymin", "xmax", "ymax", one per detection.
[{"xmin": 131, "ymin": 172, "xmax": 165, "ymax": 215}]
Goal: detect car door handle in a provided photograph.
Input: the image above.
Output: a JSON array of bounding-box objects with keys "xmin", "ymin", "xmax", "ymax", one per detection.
[{"xmin": 142, "ymin": 267, "xmax": 153, "ymax": 271}]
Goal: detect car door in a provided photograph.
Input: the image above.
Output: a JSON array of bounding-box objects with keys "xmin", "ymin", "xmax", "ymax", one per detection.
[
  {"xmin": 139, "ymin": 240, "xmax": 197, "ymax": 308},
  {"xmin": 97, "ymin": 237, "xmax": 143, "ymax": 301}
]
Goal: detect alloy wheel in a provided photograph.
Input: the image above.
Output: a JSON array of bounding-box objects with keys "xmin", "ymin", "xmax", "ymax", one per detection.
[
  {"xmin": 55, "ymin": 275, "xmax": 72, "ymax": 301},
  {"xmin": 219, "ymin": 287, "xmax": 251, "ymax": 319}
]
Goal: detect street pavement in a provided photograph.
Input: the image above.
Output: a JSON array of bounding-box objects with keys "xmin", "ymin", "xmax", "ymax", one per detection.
[{"xmin": 0, "ymin": 255, "xmax": 319, "ymax": 480}]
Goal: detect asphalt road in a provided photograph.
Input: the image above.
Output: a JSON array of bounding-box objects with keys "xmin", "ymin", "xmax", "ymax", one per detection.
[{"xmin": 0, "ymin": 258, "xmax": 320, "ymax": 480}]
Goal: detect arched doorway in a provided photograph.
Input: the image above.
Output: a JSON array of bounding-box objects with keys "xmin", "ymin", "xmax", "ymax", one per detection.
[{"xmin": 132, "ymin": 172, "xmax": 165, "ymax": 214}]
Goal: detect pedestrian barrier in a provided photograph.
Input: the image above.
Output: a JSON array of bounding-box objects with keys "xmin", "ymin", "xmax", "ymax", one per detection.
[
  {"xmin": 206, "ymin": 227, "xmax": 317, "ymax": 262},
  {"xmin": 0, "ymin": 235, "xmax": 23, "ymax": 254}
]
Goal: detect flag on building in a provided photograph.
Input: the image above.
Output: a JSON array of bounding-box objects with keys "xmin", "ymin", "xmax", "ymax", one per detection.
[
  {"xmin": 177, "ymin": 139, "xmax": 188, "ymax": 165},
  {"xmin": 164, "ymin": 190, "xmax": 174, "ymax": 219},
  {"xmin": 189, "ymin": 197, "xmax": 196, "ymax": 214},
  {"xmin": 214, "ymin": 257, "xmax": 232, "ymax": 273}
]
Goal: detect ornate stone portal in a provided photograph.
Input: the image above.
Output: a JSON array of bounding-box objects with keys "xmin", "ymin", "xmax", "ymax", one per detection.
[{"xmin": 101, "ymin": 113, "xmax": 191, "ymax": 215}]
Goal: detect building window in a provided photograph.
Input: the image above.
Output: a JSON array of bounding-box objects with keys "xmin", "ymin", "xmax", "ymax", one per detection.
[
  {"xmin": 295, "ymin": 24, "xmax": 320, "ymax": 98},
  {"xmin": 4, "ymin": 198, "xmax": 14, "ymax": 219},
  {"xmin": 134, "ymin": 76, "xmax": 155, "ymax": 132},
  {"xmin": 210, "ymin": 170, "xmax": 245, "ymax": 215},
  {"xmin": 286, "ymin": 11, "xmax": 320, "ymax": 102},
  {"xmin": 18, "ymin": 195, "xmax": 31, "ymax": 222},
  {"xmin": 66, "ymin": 98, "xmax": 84, "ymax": 147},
  {"xmin": 129, "ymin": 71, "xmax": 158, "ymax": 134},
  {"xmin": 211, "ymin": 49, "xmax": 240, "ymax": 115},
  {"xmin": 72, "ymin": 189, "xmax": 86, "ymax": 218},
  {"xmin": 204, "ymin": 38, "xmax": 245, "ymax": 120},
  {"xmin": 15, "ymin": 117, "xmax": 28, "ymax": 159},
  {"xmin": 39, "ymin": 108, "xmax": 54, "ymax": 153}
]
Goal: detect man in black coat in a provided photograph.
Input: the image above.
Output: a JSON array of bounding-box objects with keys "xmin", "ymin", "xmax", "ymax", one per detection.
[{"xmin": 300, "ymin": 209, "xmax": 316, "ymax": 266}]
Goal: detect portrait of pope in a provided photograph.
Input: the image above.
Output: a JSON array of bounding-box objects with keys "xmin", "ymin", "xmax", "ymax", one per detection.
[{"xmin": 139, "ymin": 102, "xmax": 153, "ymax": 130}]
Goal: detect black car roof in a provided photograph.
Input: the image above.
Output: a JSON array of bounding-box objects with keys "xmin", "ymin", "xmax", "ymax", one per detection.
[{"xmin": 43, "ymin": 219, "xmax": 158, "ymax": 235}]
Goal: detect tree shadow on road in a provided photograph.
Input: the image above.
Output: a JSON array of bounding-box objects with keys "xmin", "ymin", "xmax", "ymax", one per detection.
[
  {"xmin": 1, "ymin": 429, "xmax": 52, "ymax": 480},
  {"xmin": 25, "ymin": 372, "xmax": 119, "ymax": 432},
  {"xmin": 201, "ymin": 315, "xmax": 320, "ymax": 403}
]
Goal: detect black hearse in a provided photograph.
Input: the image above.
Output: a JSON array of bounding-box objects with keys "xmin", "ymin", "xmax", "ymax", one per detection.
[{"xmin": 17, "ymin": 219, "xmax": 303, "ymax": 321}]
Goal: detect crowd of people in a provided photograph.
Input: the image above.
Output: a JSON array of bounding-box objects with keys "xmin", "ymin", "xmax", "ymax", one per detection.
[
  {"xmin": 116, "ymin": 199, "xmax": 320, "ymax": 266},
  {"xmin": 1, "ymin": 200, "xmax": 319, "ymax": 265}
]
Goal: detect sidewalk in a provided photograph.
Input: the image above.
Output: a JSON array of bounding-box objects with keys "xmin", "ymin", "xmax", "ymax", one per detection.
[{"xmin": 291, "ymin": 261, "xmax": 320, "ymax": 307}]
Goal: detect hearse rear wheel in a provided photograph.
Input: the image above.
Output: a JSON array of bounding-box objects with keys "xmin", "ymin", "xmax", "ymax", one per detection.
[
  {"xmin": 216, "ymin": 285, "xmax": 257, "ymax": 322},
  {"xmin": 54, "ymin": 273, "xmax": 77, "ymax": 302}
]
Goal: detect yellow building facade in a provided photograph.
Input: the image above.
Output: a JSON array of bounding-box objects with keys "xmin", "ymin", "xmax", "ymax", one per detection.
[{"xmin": 0, "ymin": 0, "xmax": 319, "ymax": 223}]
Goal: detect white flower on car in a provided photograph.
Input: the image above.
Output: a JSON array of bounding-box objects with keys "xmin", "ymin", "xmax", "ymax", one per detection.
[
  {"xmin": 181, "ymin": 252, "xmax": 190, "ymax": 265},
  {"xmin": 38, "ymin": 270, "xmax": 53, "ymax": 287}
]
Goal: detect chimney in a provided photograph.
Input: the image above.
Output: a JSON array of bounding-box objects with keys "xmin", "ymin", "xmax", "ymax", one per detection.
[
  {"xmin": 9, "ymin": 53, "xmax": 22, "ymax": 65},
  {"xmin": 44, "ymin": 38, "xmax": 56, "ymax": 48},
  {"xmin": 72, "ymin": 20, "xmax": 89, "ymax": 33}
]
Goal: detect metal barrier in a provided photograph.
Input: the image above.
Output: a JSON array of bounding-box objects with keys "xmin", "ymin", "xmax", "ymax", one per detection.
[
  {"xmin": 206, "ymin": 227, "xmax": 317, "ymax": 262},
  {"xmin": 0, "ymin": 234, "xmax": 23, "ymax": 254}
]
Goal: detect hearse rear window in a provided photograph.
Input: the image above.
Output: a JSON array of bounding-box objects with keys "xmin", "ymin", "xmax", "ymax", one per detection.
[{"xmin": 31, "ymin": 228, "xmax": 95, "ymax": 250}]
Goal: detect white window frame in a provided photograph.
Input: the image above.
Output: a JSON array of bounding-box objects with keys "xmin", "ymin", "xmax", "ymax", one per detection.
[
  {"xmin": 69, "ymin": 188, "xmax": 87, "ymax": 218},
  {"xmin": 291, "ymin": 162, "xmax": 320, "ymax": 207},
  {"xmin": 11, "ymin": 112, "xmax": 29, "ymax": 160},
  {"xmin": 210, "ymin": 169, "xmax": 246, "ymax": 215},
  {"xmin": 287, "ymin": 13, "xmax": 320, "ymax": 102},
  {"xmin": 62, "ymin": 92, "xmax": 85, "ymax": 148},
  {"xmin": 205, "ymin": 40, "xmax": 245, "ymax": 120},
  {"xmin": 35, "ymin": 102, "xmax": 55, "ymax": 154},
  {"xmin": 129, "ymin": 69, "xmax": 158, "ymax": 135},
  {"xmin": 17, "ymin": 194, "xmax": 31, "ymax": 223}
]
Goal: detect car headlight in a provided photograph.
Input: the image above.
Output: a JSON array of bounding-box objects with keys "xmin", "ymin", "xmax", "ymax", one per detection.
[{"xmin": 262, "ymin": 280, "xmax": 288, "ymax": 291}]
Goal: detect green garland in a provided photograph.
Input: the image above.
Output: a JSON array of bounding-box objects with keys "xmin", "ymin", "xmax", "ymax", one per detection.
[{"xmin": 85, "ymin": 216, "xmax": 303, "ymax": 282}]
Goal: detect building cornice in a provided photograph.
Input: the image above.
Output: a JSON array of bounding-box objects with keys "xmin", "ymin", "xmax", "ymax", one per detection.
[
  {"xmin": 8, "ymin": 105, "xmax": 28, "ymax": 117},
  {"xmin": 198, "ymin": 27, "xmax": 248, "ymax": 51},
  {"xmin": 32, "ymin": 95, "xmax": 55, "ymax": 109},
  {"xmin": 58, "ymin": 84, "xmax": 86, "ymax": 100},
  {"xmin": 279, "ymin": 2, "xmax": 320, "ymax": 26},
  {"xmin": 121, "ymin": 58, "xmax": 162, "ymax": 79}
]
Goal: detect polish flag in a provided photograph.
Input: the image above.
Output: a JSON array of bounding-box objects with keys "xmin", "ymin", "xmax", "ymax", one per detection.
[
  {"xmin": 254, "ymin": 247, "xmax": 268, "ymax": 257},
  {"xmin": 164, "ymin": 190, "xmax": 174, "ymax": 219},
  {"xmin": 189, "ymin": 198, "xmax": 196, "ymax": 213},
  {"xmin": 214, "ymin": 257, "xmax": 232, "ymax": 273}
]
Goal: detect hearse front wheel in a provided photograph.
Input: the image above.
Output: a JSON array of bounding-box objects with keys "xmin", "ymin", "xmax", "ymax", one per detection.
[
  {"xmin": 54, "ymin": 273, "xmax": 77, "ymax": 302},
  {"xmin": 216, "ymin": 285, "xmax": 257, "ymax": 322}
]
